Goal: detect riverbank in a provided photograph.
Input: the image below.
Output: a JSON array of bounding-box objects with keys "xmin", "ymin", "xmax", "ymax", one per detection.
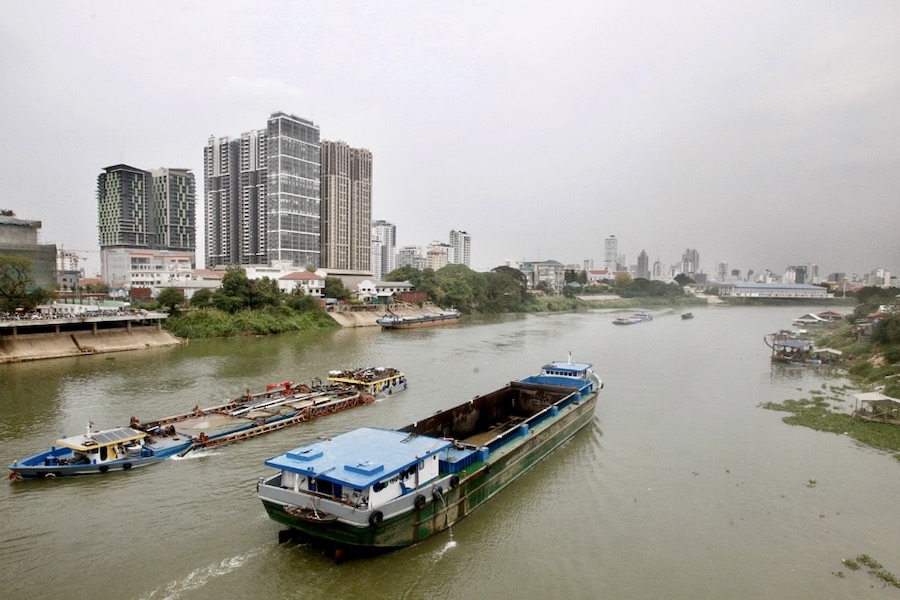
[
  {"xmin": 326, "ymin": 303, "xmax": 449, "ymax": 327},
  {"xmin": 0, "ymin": 326, "xmax": 181, "ymax": 363}
]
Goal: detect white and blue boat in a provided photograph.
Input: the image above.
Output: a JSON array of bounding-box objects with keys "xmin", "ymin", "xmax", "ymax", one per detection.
[
  {"xmin": 8, "ymin": 422, "xmax": 194, "ymax": 479},
  {"xmin": 257, "ymin": 357, "xmax": 602, "ymax": 554},
  {"xmin": 612, "ymin": 312, "xmax": 653, "ymax": 325}
]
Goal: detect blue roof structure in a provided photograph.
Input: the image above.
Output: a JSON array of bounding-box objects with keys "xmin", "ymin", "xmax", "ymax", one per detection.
[
  {"xmin": 542, "ymin": 360, "xmax": 592, "ymax": 373},
  {"xmin": 264, "ymin": 427, "xmax": 451, "ymax": 488}
]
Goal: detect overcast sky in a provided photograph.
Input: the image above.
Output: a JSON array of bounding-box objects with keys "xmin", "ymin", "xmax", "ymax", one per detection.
[{"xmin": 1, "ymin": 1, "xmax": 897, "ymax": 279}]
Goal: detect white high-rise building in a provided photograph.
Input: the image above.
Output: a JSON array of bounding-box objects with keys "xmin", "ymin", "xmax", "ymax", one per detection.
[
  {"xmin": 449, "ymin": 230, "xmax": 471, "ymax": 267},
  {"xmin": 372, "ymin": 220, "xmax": 397, "ymax": 279}
]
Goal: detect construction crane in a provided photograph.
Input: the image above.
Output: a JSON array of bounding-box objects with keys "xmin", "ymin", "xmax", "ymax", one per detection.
[{"xmin": 57, "ymin": 246, "xmax": 97, "ymax": 272}]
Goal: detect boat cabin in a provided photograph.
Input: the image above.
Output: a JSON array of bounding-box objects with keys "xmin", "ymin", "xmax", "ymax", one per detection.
[
  {"xmin": 51, "ymin": 426, "xmax": 147, "ymax": 466},
  {"xmin": 265, "ymin": 428, "xmax": 451, "ymax": 510},
  {"xmin": 326, "ymin": 367, "xmax": 406, "ymax": 395}
]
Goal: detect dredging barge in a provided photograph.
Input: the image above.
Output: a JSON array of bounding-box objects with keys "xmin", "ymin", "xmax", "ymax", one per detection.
[{"xmin": 257, "ymin": 357, "xmax": 602, "ymax": 552}]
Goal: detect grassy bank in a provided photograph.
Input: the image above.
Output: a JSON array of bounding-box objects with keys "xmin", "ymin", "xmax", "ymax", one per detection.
[
  {"xmin": 762, "ymin": 316, "xmax": 900, "ymax": 460},
  {"xmin": 165, "ymin": 306, "xmax": 338, "ymax": 338}
]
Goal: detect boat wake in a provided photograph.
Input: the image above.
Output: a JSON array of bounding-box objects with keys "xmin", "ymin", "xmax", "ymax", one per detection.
[
  {"xmin": 171, "ymin": 449, "xmax": 221, "ymax": 461},
  {"xmin": 433, "ymin": 539, "xmax": 457, "ymax": 558},
  {"xmin": 138, "ymin": 547, "xmax": 264, "ymax": 600}
]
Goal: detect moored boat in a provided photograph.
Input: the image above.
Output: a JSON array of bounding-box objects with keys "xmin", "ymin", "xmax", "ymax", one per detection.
[
  {"xmin": 8, "ymin": 422, "xmax": 193, "ymax": 479},
  {"xmin": 376, "ymin": 309, "xmax": 461, "ymax": 329},
  {"xmin": 257, "ymin": 357, "xmax": 602, "ymax": 554},
  {"xmin": 764, "ymin": 331, "xmax": 821, "ymax": 365},
  {"xmin": 326, "ymin": 367, "xmax": 407, "ymax": 397},
  {"xmin": 612, "ymin": 312, "xmax": 653, "ymax": 325}
]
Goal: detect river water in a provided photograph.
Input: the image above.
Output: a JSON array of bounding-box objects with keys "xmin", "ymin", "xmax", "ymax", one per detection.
[{"xmin": 2, "ymin": 305, "xmax": 899, "ymax": 599}]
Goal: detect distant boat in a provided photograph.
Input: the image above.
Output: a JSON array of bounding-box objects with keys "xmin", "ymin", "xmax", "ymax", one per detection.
[
  {"xmin": 612, "ymin": 313, "xmax": 653, "ymax": 325},
  {"xmin": 377, "ymin": 309, "xmax": 461, "ymax": 329},
  {"xmin": 681, "ymin": 312, "xmax": 694, "ymax": 320}
]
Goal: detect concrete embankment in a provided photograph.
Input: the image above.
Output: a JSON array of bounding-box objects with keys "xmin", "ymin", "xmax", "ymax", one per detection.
[
  {"xmin": 326, "ymin": 304, "xmax": 448, "ymax": 328},
  {"xmin": 0, "ymin": 327, "xmax": 181, "ymax": 363}
]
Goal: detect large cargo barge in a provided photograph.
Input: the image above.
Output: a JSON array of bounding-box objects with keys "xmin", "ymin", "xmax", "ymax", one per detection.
[{"xmin": 257, "ymin": 357, "xmax": 602, "ymax": 553}]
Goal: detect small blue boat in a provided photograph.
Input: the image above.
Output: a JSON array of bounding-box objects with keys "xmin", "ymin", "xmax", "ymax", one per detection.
[{"xmin": 8, "ymin": 422, "xmax": 193, "ymax": 479}]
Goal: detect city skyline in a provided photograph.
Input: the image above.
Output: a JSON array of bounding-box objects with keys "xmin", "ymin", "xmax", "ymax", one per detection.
[{"xmin": 1, "ymin": 2, "xmax": 897, "ymax": 280}]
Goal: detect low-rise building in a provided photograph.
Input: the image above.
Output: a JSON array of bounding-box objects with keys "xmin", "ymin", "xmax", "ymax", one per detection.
[
  {"xmin": 718, "ymin": 282, "xmax": 831, "ymax": 299},
  {"xmin": 278, "ymin": 271, "xmax": 325, "ymax": 297}
]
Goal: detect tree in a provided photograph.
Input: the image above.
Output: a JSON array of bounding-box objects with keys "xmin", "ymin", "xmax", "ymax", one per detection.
[
  {"xmin": 214, "ymin": 265, "xmax": 252, "ymax": 313},
  {"xmin": 674, "ymin": 273, "xmax": 695, "ymax": 286},
  {"xmin": 287, "ymin": 288, "xmax": 319, "ymax": 312},
  {"xmin": 248, "ymin": 277, "xmax": 283, "ymax": 309},
  {"xmin": 322, "ymin": 276, "xmax": 351, "ymax": 301},
  {"xmin": 157, "ymin": 287, "xmax": 184, "ymax": 314},
  {"xmin": 0, "ymin": 255, "xmax": 34, "ymax": 311},
  {"xmin": 435, "ymin": 264, "xmax": 477, "ymax": 311},
  {"xmin": 189, "ymin": 288, "xmax": 214, "ymax": 308}
]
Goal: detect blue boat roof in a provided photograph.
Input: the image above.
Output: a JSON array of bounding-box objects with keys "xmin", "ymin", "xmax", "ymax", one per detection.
[
  {"xmin": 264, "ymin": 427, "xmax": 451, "ymax": 489},
  {"xmin": 541, "ymin": 360, "xmax": 592, "ymax": 373}
]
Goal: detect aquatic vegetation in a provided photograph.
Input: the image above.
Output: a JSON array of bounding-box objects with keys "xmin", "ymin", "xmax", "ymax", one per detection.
[
  {"xmin": 761, "ymin": 395, "xmax": 900, "ymax": 461},
  {"xmin": 838, "ymin": 555, "xmax": 900, "ymax": 588}
]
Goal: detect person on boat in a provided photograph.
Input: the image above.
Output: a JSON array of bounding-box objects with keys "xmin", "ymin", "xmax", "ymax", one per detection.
[{"xmin": 130, "ymin": 416, "xmax": 141, "ymax": 429}]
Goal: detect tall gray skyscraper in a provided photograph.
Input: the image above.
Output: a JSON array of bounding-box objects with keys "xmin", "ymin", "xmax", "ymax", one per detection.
[
  {"xmin": 681, "ymin": 248, "xmax": 700, "ymax": 277},
  {"xmin": 320, "ymin": 140, "xmax": 371, "ymax": 271},
  {"xmin": 267, "ymin": 113, "xmax": 321, "ymax": 268},
  {"xmin": 604, "ymin": 235, "xmax": 618, "ymax": 270},
  {"xmin": 205, "ymin": 112, "xmax": 321, "ymax": 269},
  {"xmin": 636, "ymin": 249, "xmax": 649, "ymax": 279}
]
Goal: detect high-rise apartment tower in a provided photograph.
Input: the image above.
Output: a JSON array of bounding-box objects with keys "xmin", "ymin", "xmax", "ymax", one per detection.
[{"xmin": 320, "ymin": 140, "xmax": 371, "ymax": 271}]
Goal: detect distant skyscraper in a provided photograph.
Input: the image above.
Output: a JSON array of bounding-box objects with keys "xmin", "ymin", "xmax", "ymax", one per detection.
[
  {"xmin": 205, "ymin": 112, "xmax": 321, "ymax": 269},
  {"xmin": 716, "ymin": 261, "xmax": 728, "ymax": 282},
  {"xmin": 267, "ymin": 113, "xmax": 322, "ymax": 268},
  {"xmin": 397, "ymin": 245, "xmax": 424, "ymax": 270},
  {"xmin": 604, "ymin": 235, "xmax": 617, "ymax": 270},
  {"xmin": 151, "ymin": 168, "xmax": 196, "ymax": 253},
  {"xmin": 449, "ymin": 230, "xmax": 471, "ymax": 267},
  {"xmin": 372, "ymin": 220, "xmax": 397, "ymax": 279},
  {"xmin": 204, "ymin": 128, "xmax": 267, "ymax": 266},
  {"xmin": 681, "ymin": 249, "xmax": 700, "ymax": 277},
  {"xmin": 320, "ymin": 140, "xmax": 372, "ymax": 271},
  {"xmin": 98, "ymin": 164, "xmax": 153, "ymax": 248},
  {"xmin": 636, "ymin": 250, "xmax": 650, "ymax": 279}
]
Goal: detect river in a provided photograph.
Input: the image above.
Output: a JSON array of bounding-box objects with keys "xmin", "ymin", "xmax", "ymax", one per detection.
[{"xmin": 2, "ymin": 305, "xmax": 899, "ymax": 599}]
